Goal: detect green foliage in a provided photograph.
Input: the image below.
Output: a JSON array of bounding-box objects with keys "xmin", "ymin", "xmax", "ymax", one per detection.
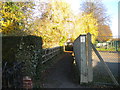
[{"xmin": 96, "ymin": 47, "xmax": 120, "ymax": 52}]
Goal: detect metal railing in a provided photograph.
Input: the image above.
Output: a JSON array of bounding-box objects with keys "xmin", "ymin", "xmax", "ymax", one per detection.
[
  {"xmin": 2, "ymin": 46, "xmax": 63, "ymax": 88},
  {"xmin": 42, "ymin": 46, "xmax": 63, "ymax": 64},
  {"xmin": 92, "ymin": 36, "xmax": 120, "ymax": 86}
]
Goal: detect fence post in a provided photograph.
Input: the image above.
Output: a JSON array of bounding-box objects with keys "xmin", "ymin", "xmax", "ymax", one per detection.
[
  {"xmin": 87, "ymin": 33, "xmax": 93, "ymax": 82},
  {"xmin": 115, "ymin": 41, "xmax": 118, "ymax": 51}
]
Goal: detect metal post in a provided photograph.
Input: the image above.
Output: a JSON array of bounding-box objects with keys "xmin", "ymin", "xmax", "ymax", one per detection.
[
  {"xmin": 73, "ymin": 33, "xmax": 93, "ymax": 84},
  {"xmin": 115, "ymin": 41, "xmax": 118, "ymax": 51},
  {"xmin": 80, "ymin": 35, "xmax": 88, "ymax": 83},
  {"xmin": 86, "ymin": 33, "xmax": 93, "ymax": 82}
]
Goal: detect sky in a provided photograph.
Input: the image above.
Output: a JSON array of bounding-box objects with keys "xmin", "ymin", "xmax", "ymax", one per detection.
[
  {"xmin": 66, "ymin": 0, "xmax": 119, "ymax": 38},
  {"xmin": 102, "ymin": 0, "xmax": 119, "ymax": 38}
]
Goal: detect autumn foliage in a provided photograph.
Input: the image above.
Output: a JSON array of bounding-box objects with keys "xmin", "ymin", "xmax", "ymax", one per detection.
[
  {"xmin": 97, "ymin": 25, "xmax": 112, "ymax": 42},
  {"xmin": 0, "ymin": 0, "xmax": 112, "ymax": 48}
]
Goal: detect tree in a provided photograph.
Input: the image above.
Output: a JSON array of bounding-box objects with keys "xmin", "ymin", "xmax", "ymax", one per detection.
[
  {"xmin": 32, "ymin": 0, "xmax": 74, "ymax": 48},
  {"xmin": 80, "ymin": 0, "xmax": 110, "ymax": 25},
  {"xmin": 80, "ymin": 0, "xmax": 112, "ymax": 42},
  {"xmin": 71, "ymin": 13, "xmax": 98, "ymax": 43},
  {"xmin": 97, "ymin": 25, "xmax": 112, "ymax": 42},
  {"xmin": 0, "ymin": 2, "xmax": 35, "ymax": 36}
]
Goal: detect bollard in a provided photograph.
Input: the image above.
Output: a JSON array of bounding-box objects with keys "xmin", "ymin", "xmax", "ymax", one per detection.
[{"xmin": 23, "ymin": 76, "xmax": 33, "ymax": 89}]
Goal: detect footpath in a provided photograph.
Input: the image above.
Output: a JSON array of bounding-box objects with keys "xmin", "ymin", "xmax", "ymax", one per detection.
[{"xmin": 41, "ymin": 52, "xmax": 83, "ymax": 88}]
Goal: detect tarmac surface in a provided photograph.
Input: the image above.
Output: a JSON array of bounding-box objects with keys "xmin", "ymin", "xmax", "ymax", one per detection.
[
  {"xmin": 42, "ymin": 51, "xmax": 120, "ymax": 88},
  {"xmin": 42, "ymin": 52, "xmax": 84, "ymax": 88}
]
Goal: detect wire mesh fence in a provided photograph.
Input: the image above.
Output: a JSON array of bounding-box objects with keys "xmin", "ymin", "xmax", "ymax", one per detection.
[
  {"xmin": 92, "ymin": 36, "xmax": 120, "ymax": 86},
  {"xmin": 95, "ymin": 36, "xmax": 120, "ymax": 51}
]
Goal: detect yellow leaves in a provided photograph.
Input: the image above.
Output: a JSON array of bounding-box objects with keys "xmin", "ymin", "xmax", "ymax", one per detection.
[
  {"xmin": 0, "ymin": 19, "xmax": 14, "ymax": 34},
  {"xmin": 0, "ymin": 21, "xmax": 4, "ymax": 26},
  {"xmin": 35, "ymin": 0, "xmax": 73, "ymax": 48},
  {"xmin": 0, "ymin": 2, "xmax": 29, "ymax": 35},
  {"xmin": 82, "ymin": 14, "xmax": 98, "ymax": 43},
  {"xmin": 0, "ymin": 20, "xmax": 11, "ymax": 27},
  {"xmin": 72, "ymin": 13, "xmax": 98, "ymax": 43}
]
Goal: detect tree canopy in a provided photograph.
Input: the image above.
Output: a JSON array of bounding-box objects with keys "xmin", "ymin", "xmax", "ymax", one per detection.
[
  {"xmin": 80, "ymin": 0, "xmax": 110, "ymax": 25},
  {"xmin": 80, "ymin": 0, "xmax": 112, "ymax": 42},
  {"xmin": 0, "ymin": 0, "xmax": 112, "ymax": 48},
  {"xmin": 97, "ymin": 25, "xmax": 112, "ymax": 42},
  {"xmin": 32, "ymin": 0, "xmax": 74, "ymax": 48},
  {"xmin": 0, "ymin": 2, "xmax": 34, "ymax": 36}
]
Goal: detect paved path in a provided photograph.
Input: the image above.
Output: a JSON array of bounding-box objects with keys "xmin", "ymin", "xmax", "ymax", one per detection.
[{"xmin": 42, "ymin": 52, "xmax": 83, "ymax": 88}]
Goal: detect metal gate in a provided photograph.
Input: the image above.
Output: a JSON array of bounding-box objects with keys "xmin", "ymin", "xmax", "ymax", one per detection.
[
  {"xmin": 73, "ymin": 33, "xmax": 119, "ymax": 86},
  {"xmin": 73, "ymin": 33, "xmax": 93, "ymax": 84}
]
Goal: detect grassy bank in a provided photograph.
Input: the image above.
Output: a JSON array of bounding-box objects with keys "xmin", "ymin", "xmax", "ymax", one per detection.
[{"xmin": 96, "ymin": 48, "xmax": 120, "ymax": 52}]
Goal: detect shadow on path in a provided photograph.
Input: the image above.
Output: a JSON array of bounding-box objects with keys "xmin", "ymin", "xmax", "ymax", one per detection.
[{"xmin": 42, "ymin": 52, "xmax": 82, "ymax": 88}]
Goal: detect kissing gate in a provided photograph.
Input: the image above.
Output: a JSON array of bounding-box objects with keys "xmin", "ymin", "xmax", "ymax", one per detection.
[{"xmin": 73, "ymin": 33, "xmax": 119, "ymax": 86}]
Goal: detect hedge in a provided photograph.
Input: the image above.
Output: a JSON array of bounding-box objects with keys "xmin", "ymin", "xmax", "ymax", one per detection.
[{"xmin": 2, "ymin": 35, "xmax": 42, "ymax": 78}]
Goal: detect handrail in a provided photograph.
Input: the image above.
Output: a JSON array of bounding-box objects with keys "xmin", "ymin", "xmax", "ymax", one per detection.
[{"xmin": 42, "ymin": 46, "xmax": 62, "ymax": 64}]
